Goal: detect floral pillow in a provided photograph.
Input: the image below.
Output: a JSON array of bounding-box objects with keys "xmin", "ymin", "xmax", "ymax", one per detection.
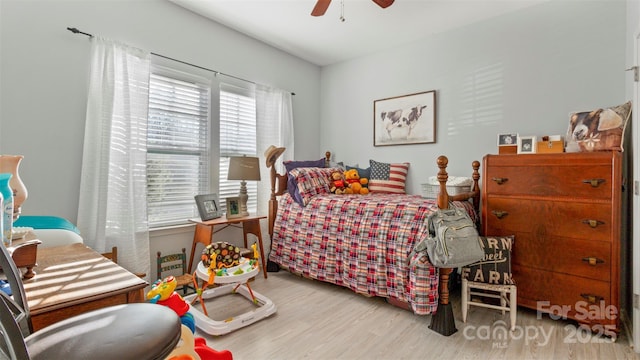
[
  {"xmin": 565, "ymin": 101, "xmax": 632, "ymax": 152},
  {"xmin": 368, "ymin": 159, "xmax": 409, "ymax": 194},
  {"xmin": 461, "ymin": 235, "xmax": 515, "ymax": 285},
  {"xmin": 289, "ymin": 167, "xmax": 337, "ymax": 206}
]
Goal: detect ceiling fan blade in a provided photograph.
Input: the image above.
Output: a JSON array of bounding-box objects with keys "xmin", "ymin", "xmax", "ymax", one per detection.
[
  {"xmin": 311, "ymin": 0, "xmax": 331, "ymax": 16},
  {"xmin": 372, "ymin": 0, "xmax": 394, "ymax": 9}
]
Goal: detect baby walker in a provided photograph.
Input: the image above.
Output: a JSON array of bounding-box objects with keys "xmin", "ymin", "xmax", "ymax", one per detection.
[{"xmin": 184, "ymin": 242, "xmax": 276, "ymax": 336}]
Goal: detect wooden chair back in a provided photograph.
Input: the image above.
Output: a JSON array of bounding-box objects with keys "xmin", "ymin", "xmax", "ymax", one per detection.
[{"xmin": 156, "ymin": 248, "xmax": 194, "ymax": 295}]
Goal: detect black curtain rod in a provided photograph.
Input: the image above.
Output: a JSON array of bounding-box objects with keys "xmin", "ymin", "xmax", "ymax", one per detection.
[{"xmin": 67, "ymin": 27, "xmax": 295, "ymax": 95}]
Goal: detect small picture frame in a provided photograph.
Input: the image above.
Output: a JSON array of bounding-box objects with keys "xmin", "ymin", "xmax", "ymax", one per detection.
[
  {"xmin": 194, "ymin": 193, "xmax": 222, "ymax": 221},
  {"xmin": 225, "ymin": 197, "xmax": 242, "ymax": 219},
  {"xmin": 497, "ymin": 133, "xmax": 518, "ymax": 146},
  {"xmin": 517, "ymin": 135, "xmax": 537, "ymax": 154}
]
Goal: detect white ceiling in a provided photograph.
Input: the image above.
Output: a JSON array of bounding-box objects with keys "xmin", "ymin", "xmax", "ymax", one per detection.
[{"xmin": 169, "ymin": 0, "xmax": 547, "ymax": 66}]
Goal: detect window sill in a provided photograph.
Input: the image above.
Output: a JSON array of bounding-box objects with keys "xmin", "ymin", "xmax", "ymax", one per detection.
[{"xmin": 149, "ymin": 222, "xmax": 194, "ymax": 237}]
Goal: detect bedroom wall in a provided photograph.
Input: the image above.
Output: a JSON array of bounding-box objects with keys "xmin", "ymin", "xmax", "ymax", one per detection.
[
  {"xmin": 0, "ymin": 0, "xmax": 321, "ymax": 225},
  {"xmin": 0, "ymin": 0, "xmax": 322, "ymax": 275},
  {"xmin": 319, "ymin": 0, "xmax": 627, "ymax": 195},
  {"xmin": 627, "ymin": 0, "xmax": 639, "ymax": 349}
]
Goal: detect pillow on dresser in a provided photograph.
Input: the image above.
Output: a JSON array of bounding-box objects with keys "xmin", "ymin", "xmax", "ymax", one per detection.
[
  {"xmin": 565, "ymin": 101, "xmax": 632, "ymax": 152},
  {"xmin": 461, "ymin": 235, "xmax": 515, "ymax": 285},
  {"xmin": 368, "ymin": 159, "xmax": 409, "ymax": 194}
]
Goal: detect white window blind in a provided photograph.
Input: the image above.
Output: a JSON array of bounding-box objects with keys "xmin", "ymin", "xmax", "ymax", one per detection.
[
  {"xmin": 147, "ymin": 70, "xmax": 210, "ymax": 227},
  {"xmin": 219, "ymin": 83, "xmax": 257, "ymax": 213}
]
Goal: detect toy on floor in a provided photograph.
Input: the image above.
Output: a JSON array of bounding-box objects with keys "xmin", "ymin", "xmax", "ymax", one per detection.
[
  {"xmin": 149, "ymin": 277, "xmax": 233, "ymax": 360},
  {"xmin": 167, "ymin": 325, "xmax": 233, "ymax": 360},
  {"xmin": 191, "ymin": 242, "xmax": 261, "ymax": 315},
  {"xmin": 184, "ymin": 242, "xmax": 276, "ymax": 335},
  {"xmin": 147, "ymin": 275, "xmax": 195, "ymax": 333}
]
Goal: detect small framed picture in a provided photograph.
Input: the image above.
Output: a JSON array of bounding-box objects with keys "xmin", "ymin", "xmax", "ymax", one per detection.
[
  {"xmin": 225, "ymin": 197, "xmax": 242, "ymax": 219},
  {"xmin": 194, "ymin": 193, "xmax": 222, "ymax": 221},
  {"xmin": 517, "ymin": 135, "xmax": 537, "ymax": 154},
  {"xmin": 497, "ymin": 133, "xmax": 518, "ymax": 146}
]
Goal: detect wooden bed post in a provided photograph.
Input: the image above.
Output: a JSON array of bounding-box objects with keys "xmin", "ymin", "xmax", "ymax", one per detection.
[
  {"xmin": 429, "ymin": 156, "xmax": 481, "ymax": 336},
  {"xmin": 428, "ymin": 156, "xmax": 458, "ymax": 336}
]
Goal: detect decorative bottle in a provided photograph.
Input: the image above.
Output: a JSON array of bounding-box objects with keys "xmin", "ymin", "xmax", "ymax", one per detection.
[
  {"xmin": 0, "ymin": 155, "xmax": 27, "ymax": 221},
  {"xmin": 0, "ymin": 173, "xmax": 13, "ymax": 247},
  {"xmin": 0, "ymin": 191, "xmax": 3, "ymax": 247}
]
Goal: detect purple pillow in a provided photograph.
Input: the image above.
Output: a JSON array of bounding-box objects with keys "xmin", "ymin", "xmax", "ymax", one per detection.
[{"xmin": 284, "ymin": 158, "xmax": 326, "ymax": 204}]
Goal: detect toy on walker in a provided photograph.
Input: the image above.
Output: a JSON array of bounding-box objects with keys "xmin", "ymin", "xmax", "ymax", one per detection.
[
  {"xmin": 184, "ymin": 242, "xmax": 276, "ymax": 336},
  {"xmin": 147, "ymin": 276, "xmax": 233, "ymax": 360}
]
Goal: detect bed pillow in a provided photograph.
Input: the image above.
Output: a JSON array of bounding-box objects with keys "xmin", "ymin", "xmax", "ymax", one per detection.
[
  {"xmin": 284, "ymin": 158, "xmax": 326, "ymax": 204},
  {"xmin": 368, "ymin": 159, "xmax": 409, "ymax": 194},
  {"xmin": 461, "ymin": 235, "xmax": 515, "ymax": 285},
  {"xmin": 289, "ymin": 167, "xmax": 336, "ymax": 206},
  {"xmin": 565, "ymin": 101, "xmax": 632, "ymax": 152},
  {"xmin": 346, "ymin": 165, "xmax": 370, "ymax": 180}
]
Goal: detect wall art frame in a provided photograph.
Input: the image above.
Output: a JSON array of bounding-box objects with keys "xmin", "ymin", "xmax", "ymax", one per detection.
[{"xmin": 373, "ymin": 90, "xmax": 436, "ymax": 146}]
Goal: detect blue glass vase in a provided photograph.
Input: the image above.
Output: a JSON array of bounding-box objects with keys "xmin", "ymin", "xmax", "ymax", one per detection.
[{"xmin": 0, "ymin": 173, "xmax": 13, "ymax": 247}]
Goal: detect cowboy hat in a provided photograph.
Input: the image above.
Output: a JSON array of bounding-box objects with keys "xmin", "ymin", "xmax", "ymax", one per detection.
[{"xmin": 264, "ymin": 145, "xmax": 286, "ymax": 167}]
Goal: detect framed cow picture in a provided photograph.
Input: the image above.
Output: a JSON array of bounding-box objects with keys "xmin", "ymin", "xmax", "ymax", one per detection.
[{"xmin": 374, "ymin": 90, "xmax": 436, "ymax": 146}]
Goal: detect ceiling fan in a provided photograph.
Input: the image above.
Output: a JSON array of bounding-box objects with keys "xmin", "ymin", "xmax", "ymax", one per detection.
[{"xmin": 311, "ymin": 0, "xmax": 394, "ymax": 17}]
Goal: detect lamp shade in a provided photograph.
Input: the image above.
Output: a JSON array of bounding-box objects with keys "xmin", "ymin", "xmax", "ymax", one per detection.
[{"xmin": 227, "ymin": 156, "xmax": 261, "ymax": 181}]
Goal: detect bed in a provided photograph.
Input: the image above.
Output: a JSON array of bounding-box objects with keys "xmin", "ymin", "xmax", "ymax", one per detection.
[{"xmin": 266, "ymin": 152, "xmax": 480, "ymax": 336}]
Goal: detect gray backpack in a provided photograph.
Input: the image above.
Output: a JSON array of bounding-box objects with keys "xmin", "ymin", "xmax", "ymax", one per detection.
[{"xmin": 410, "ymin": 206, "xmax": 483, "ymax": 268}]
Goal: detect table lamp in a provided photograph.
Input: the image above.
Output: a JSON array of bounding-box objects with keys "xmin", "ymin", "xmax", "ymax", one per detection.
[{"xmin": 227, "ymin": 156, "xmax": 261, "ymax": 217}]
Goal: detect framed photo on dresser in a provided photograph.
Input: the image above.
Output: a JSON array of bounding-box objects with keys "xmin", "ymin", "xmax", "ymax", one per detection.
[{"xmin": 517, "ymin": 136, "xmax": 537, "ymax": 154}]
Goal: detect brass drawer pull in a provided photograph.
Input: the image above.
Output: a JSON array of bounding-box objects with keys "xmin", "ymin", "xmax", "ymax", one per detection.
[
  {"xmin": 582, "ymin": 219, "xmax": 604, "ymax": 228},
  {"xmin": 491, "ymin": 210, "xmax": 508, "ymax": 219},
  {"xmin": 581, "ymin": 257, "xmax": 605, "ymax": 266},
  {"xmin": 492, "ymin": 177, "xmax": 508, "ymax": 185},
  {"xmin": 582, "ymin": 178, "xmax": 606, "ymax": 188},
  {"xmin": 580, "ymin": 293, "xmax": 603, "ymax": 304}
]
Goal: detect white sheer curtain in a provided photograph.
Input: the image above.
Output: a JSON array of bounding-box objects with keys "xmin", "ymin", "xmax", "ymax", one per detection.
[
  {"xmin": 256, "ymin": 85, "xmax": 294, "ymax": 243},
  {"xmin": 77, "ymin": 37, "xmax": 151, "ymax": 278}
]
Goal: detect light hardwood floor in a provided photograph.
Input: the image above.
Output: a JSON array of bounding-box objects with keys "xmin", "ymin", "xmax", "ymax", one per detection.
[{"xmin": 194, "ymin": 271, "xmax": 640, "ymax": 360}]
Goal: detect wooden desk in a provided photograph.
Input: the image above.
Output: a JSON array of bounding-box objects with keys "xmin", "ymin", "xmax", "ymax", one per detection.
[
  {"xmin": 24, "ymin": 243, "xmax": 148, "ymax": 331},
  {"xmin": 189, "ymin": 215, "xmax": 268, "ymax": 278}
]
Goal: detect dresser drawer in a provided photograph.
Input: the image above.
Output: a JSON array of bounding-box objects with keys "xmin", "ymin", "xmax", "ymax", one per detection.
[
  {"xmin": 483, "ymin": 153, "xmax": 618, "ymax": 200},
  {"xmin": 484, "ymin": 197, "xmax": 612, "ymax": 241},
  {"xmin": 514, "ymin": 265, "xmax": 616, "ymax": 327},
  {"xmin": 508, "ymin": 232, "xmax": 611, "ymax": 281}
]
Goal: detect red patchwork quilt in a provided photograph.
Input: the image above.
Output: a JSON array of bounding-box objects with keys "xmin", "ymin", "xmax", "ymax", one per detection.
[{"xmin": 269, "ymin": 193, "xmax": 477, "ymax": 315}]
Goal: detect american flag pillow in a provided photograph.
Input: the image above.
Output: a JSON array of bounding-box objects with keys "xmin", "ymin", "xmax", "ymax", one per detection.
[{"xmin": 368, "ymin": 159, "xmax": 410, "ymax": 194}]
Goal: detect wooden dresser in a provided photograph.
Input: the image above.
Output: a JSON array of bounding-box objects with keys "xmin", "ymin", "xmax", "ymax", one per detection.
[{"xmin": 482, "ymin": 152, "xmax": 623, "ymax": 334}]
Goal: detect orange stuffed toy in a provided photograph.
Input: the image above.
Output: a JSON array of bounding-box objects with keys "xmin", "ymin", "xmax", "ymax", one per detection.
[{"xmin": 343, "ymin": 169, "xmax": 369, "ymax": 195}]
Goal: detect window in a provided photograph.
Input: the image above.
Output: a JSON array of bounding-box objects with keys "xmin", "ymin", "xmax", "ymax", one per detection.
[
  {"xmin": 219, "ymin": 83, "xmax": 258, "ymax": 213},
  {"xmin": 146, "ymin": 67, "xmax": 211, "ymax": 227}
]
